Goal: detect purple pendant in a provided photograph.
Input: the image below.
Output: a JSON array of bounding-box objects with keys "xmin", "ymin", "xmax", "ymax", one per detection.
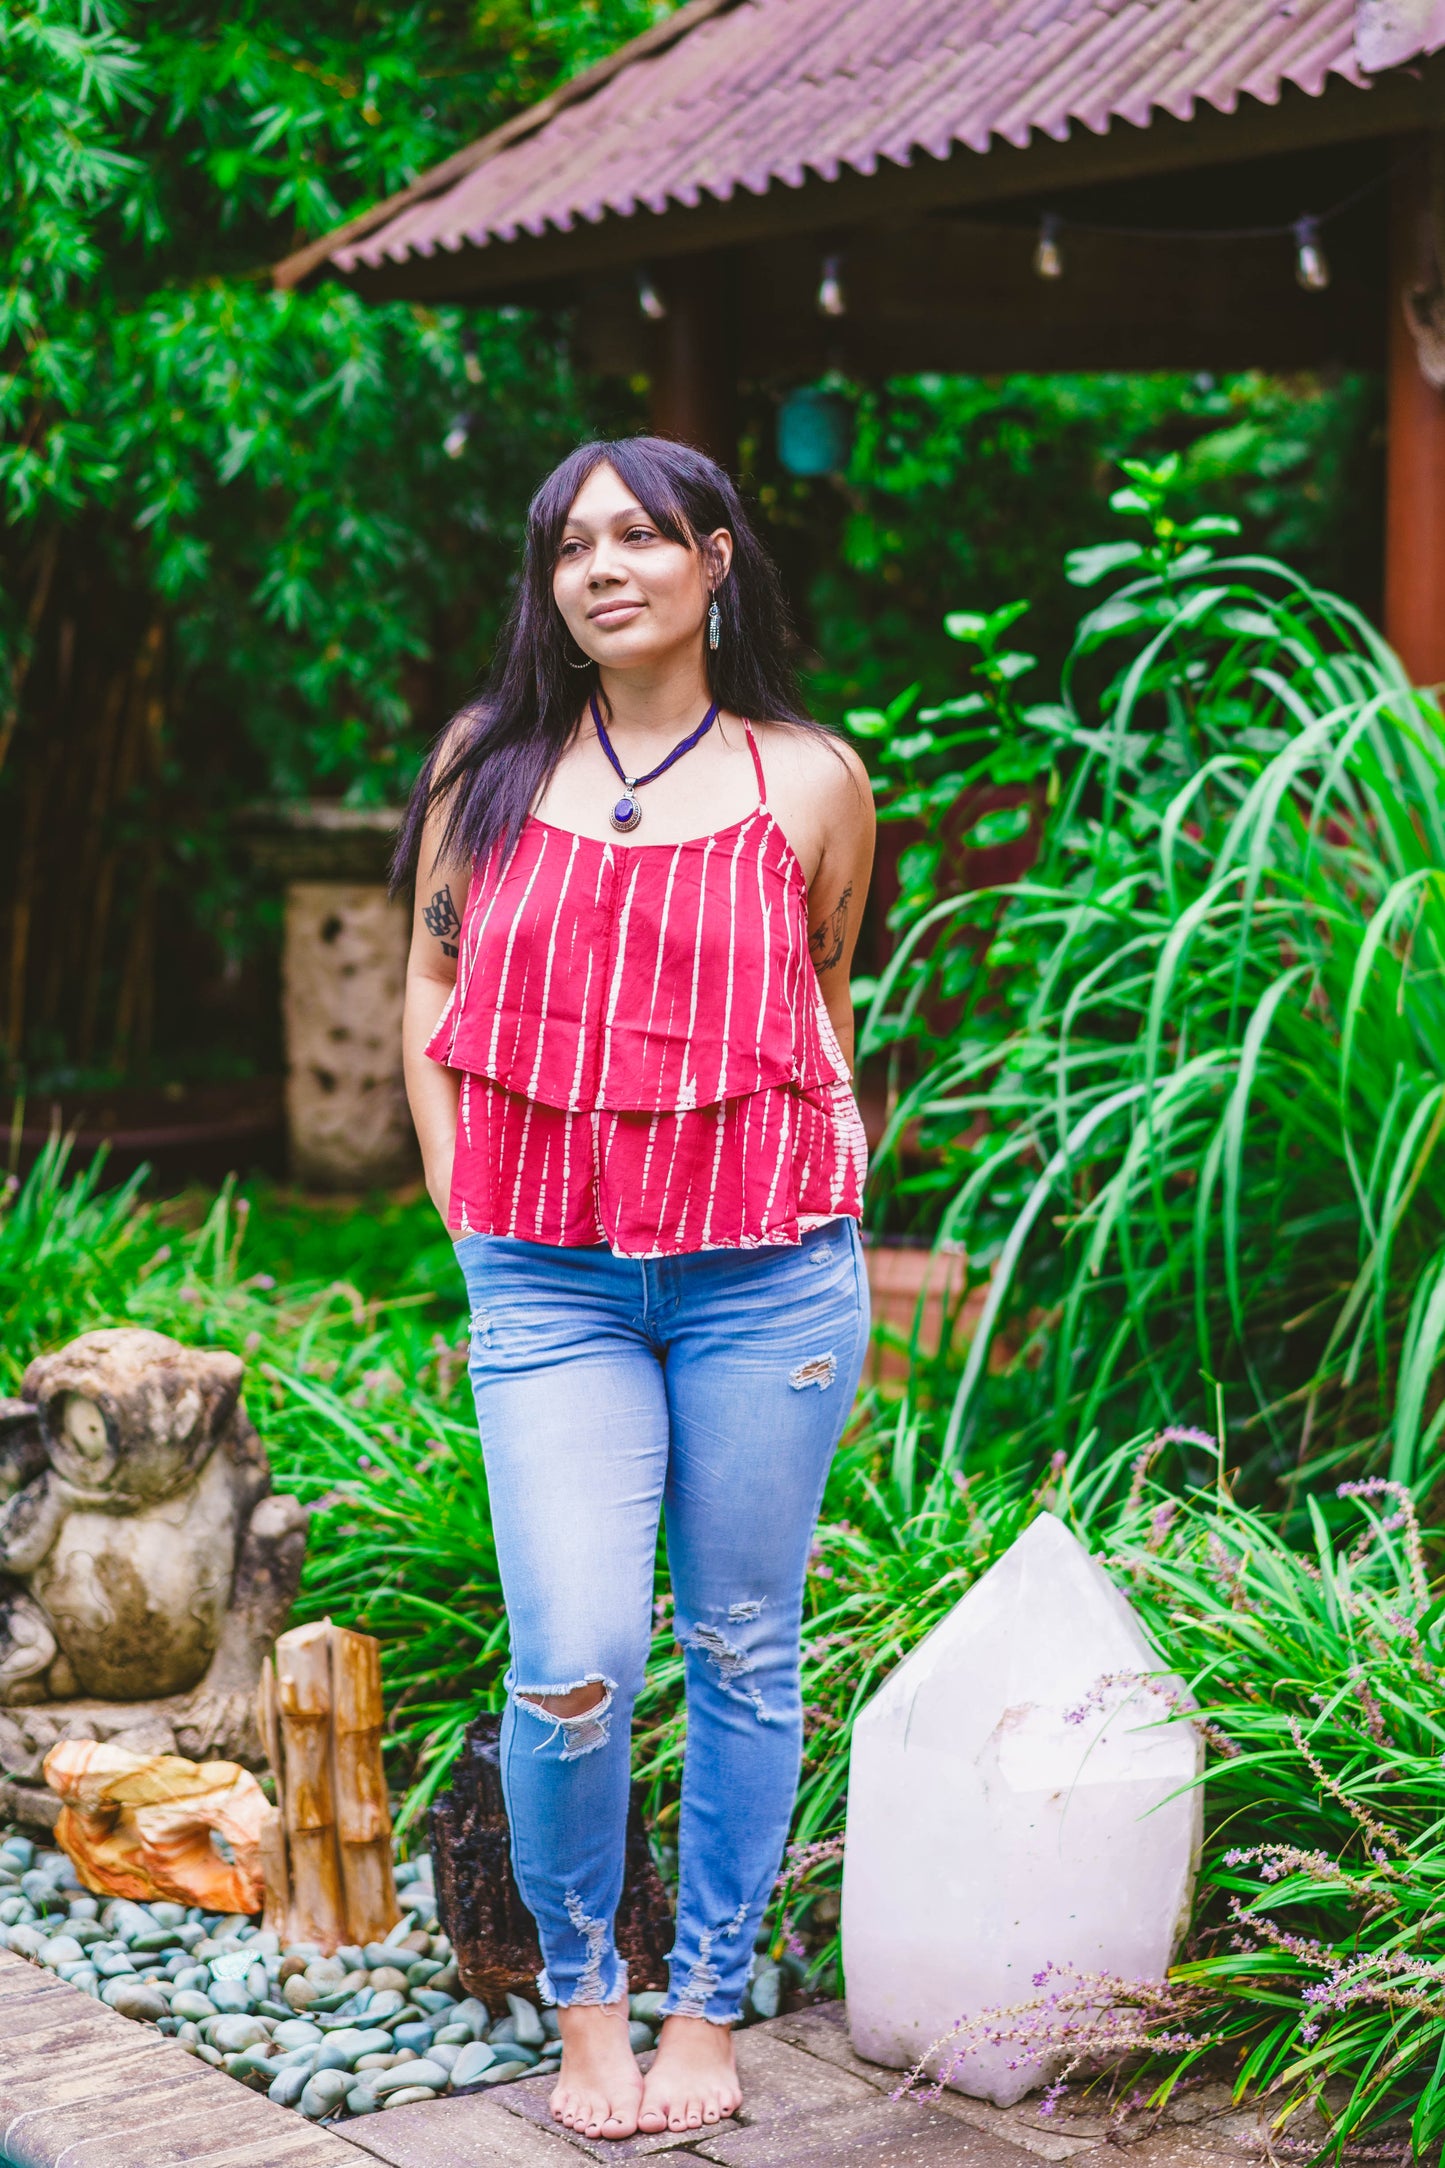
[{"xmin": 609, "ymin": 793, "xmax": 641, "ymax": 833}]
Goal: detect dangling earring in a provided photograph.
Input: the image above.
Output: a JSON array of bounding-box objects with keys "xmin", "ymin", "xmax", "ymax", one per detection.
[
  {"xmin": 562, "ymin": 635, "xmax": 594, "ymax": 672},
  {"xmin": 707, "ymin": 597, "xmax": 721, "ymax": 651}
]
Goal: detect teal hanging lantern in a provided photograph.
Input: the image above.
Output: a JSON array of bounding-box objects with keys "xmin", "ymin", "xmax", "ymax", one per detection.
[{"xmin": 777, "ymin": 387, "xmax": 853, "ymax": 477}]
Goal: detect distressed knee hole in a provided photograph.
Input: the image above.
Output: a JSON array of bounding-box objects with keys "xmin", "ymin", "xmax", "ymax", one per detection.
[
  {"xmin": 514, "ymin": 1672, "xmax": 615, "ymax": 1758},
  {"xmin": 789, "ymin": 1351, "xmax": 837, "ymax": 1390}
]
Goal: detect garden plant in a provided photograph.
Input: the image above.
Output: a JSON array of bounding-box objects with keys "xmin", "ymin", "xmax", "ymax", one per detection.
[
  {"xmin": 6, "ymin": 468, "xmax": 1445, "ymax": 2149},
  {"xmin": 856, "ymin": 459, "xmax": 1445, "ymax": 1501}
]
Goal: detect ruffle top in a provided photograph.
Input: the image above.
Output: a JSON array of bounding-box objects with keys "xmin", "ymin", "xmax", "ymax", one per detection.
[{"xmin": 426, "ymin": 721, "xmax": 867, "ymax": 1257}]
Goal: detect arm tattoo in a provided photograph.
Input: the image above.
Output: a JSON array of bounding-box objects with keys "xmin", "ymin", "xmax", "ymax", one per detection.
[
  {"xmin": 423, "ymin": 884, "xmax": 461, "ymax": 958},
  {"xmin": 809, "ymin": 882, "xmax": 853, "ymax": 973}
]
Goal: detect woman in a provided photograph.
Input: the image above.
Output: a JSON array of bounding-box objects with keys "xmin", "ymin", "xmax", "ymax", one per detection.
[{"xmin": 396, "ymin": 436, "xmax": 873, "ymax": 2142}]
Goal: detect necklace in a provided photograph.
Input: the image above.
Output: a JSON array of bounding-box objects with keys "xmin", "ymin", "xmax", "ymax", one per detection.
[{"xmin": 590, "ymin": 692, "xmax": 719, "ymax": 834}]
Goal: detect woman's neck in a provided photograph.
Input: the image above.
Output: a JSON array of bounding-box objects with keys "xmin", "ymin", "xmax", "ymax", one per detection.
[{"xmin": 593, "ymin": 653, "xmax": 714, "ymax": 747}]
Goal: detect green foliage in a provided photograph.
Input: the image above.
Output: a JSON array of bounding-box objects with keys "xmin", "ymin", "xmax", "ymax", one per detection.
[
  {"xmin": 791, "ymin": 371, "xmax": 1382, "ymax": 727},
  {"xmin": 1119, "ymin": 1476, "xmax": 1445, "ymax": 2156},
  {"xmin": 1, "ymin": 0, "xmax": 652, "ymax": 1078},
  {"xmin": 859, "ymin": 462, "xmax": 1445, "ymax": 1492}
]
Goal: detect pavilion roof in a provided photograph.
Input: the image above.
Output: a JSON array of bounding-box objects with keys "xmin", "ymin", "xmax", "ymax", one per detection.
[{"xmin": 280, "ymin": 0, "xmax": 1441, "ymax": 288}]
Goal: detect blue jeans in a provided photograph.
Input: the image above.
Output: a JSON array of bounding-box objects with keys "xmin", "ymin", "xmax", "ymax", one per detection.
[{"xmin": 457, "ymin": 1218, "xmax": 869, "ymax": 2022}]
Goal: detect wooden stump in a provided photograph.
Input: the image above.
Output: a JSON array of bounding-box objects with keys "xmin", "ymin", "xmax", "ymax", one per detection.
[
  {"xmin": 430, "ymin": 1714, "xmax": 674, "ymax": 2002},
  {"xmin": 256, "ymin": 1618, "xmax": 399, "ymax": 1951}
]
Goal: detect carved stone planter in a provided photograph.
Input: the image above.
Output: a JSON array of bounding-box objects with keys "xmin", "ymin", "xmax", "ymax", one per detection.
[{"xmin": 244, "ymin": 803, "xmax": 416, "ymax": 1192}]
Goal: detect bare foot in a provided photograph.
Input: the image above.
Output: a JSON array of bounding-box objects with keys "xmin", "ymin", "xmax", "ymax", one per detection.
[
  {"xmin": 637, "ymin": 2014, "xmax": 743, "ymax": 2133},
  {"xmin": 551, "ymin": 1999, "xmax": 644, "ymax": 2140}
]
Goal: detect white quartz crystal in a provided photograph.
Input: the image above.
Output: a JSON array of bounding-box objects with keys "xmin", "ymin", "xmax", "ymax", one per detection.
[{"xmin": 842, "ymin": 1510, "xmax": 1201, "ymax": 2104}]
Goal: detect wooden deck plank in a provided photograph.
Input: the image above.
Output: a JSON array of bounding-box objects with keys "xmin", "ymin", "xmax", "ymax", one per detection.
[{"xmin": 0, "ymin": 1947, "xmax": 365, "ymax": 2168}]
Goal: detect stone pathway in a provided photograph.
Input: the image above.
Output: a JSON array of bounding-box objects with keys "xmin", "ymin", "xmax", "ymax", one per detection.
[{"xmin": 1, "ymin": 1948, "xmax": 1271, "ymax": 2168}]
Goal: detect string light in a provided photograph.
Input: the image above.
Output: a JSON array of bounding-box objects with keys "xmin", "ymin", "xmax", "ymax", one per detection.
[
  {"xmin": 461, "ymin": 329, "xmax": 483, "ymax": 386},
  {"xmin": 636, "ymin": 269, "xmax": 667, "ymax": 321},
  {"xmin": 817, "ymin": 254, "xmax": 846, "ymax": 317},
  {"xmin": 1017, "ymin": 164, "xmax": 1390, "ymax": 290},
  {"xmin": 443, "ymin": 416, "xmax": 471, "ymax": 459},
  {"xmin": 1033, "ymin": 213, "xmax": 1064, "ymax": 280},
  {"xmin": 1293, "ymin": 216, "xmax": 1330, "ymax": 292}
]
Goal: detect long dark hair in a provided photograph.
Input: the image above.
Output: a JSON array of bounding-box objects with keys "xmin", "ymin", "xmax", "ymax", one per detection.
[{"xmin": 392, "ymin": 436, "xmax": 816, "ymax": 885}]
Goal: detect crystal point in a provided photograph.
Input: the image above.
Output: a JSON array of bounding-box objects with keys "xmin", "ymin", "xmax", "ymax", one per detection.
[{"xmin": 842, "ymin": 1512, "xmax": 1201, "ymax": 2104}]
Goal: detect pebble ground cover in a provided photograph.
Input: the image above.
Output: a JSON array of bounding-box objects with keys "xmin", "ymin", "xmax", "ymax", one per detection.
[{"xmin": 0, "ymin": 1826, "xmax": 789, "ymax": 2122}]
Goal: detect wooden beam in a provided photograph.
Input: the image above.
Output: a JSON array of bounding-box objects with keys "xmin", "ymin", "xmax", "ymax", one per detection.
[
  {"xmin": 646, "ymin": 251, "xmax": 739, "ymax": 467},
  {"xmin": 1385, "ymin": 136, "xmax": 1445, "ymax": 686},
  {"xmin": 320, "ymin": 65, "xmax": 1445, "ymax": 307}
]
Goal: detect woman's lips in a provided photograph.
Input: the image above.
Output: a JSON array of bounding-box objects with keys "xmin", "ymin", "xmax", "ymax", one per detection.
[{"xmin": 588, "ymin": 600, "xmax": 643, "ymax": 624}]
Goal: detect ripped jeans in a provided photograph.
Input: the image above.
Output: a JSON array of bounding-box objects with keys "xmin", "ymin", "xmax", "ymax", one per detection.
[{"xmin": 457, "ymin": 1218, "xmax": 869, "ymax": 2022}]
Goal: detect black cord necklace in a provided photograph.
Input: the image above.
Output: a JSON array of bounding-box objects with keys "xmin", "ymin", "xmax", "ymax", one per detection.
[{"xmin": 590, "ymin": 692, "xmax": 719, "ymax": 834}]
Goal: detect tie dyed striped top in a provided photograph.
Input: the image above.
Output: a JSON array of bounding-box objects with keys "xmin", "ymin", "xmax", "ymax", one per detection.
[{"xmin": 427, "ymin": 720, "xmax": 867, "ymax": 1257}]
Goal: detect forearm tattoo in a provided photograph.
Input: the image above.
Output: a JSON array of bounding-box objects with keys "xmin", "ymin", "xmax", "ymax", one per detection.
[
  {"xmin": 809, "ymin": 882, "xmax": 853, "ymax": 974},
  {"xmin": 423, "ymin": 884, "xmax": 461, "ymax": 958}
]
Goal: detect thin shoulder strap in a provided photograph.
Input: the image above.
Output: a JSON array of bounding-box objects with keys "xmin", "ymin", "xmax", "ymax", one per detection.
[{"xmin": 742, "ymin": 718, "xmax": 767, "ymax": 805}]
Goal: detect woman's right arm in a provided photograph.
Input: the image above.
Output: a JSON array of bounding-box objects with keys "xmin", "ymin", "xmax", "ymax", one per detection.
[{"xmin": 402, "ymin": 789, "xmax": 470, "ymax": 1224}]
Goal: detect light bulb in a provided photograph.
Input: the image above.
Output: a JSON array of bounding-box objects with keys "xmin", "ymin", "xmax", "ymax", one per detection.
[
  {"xmin": 443, "ymin": 420, "xmax": 470, "ymax": 459},
  {"xmin": 1293, "ymin": 217, "xmax": 1329, "ymax": 292},
  {"xmin": 817, "ymin": 254, "xmax": 846, "ymax": 317},
  {"xmin": 1033, "ymin": 214, "xmax": 1064, "ymax": 280},
  {"xmin": 636, "ymin": 270, "xmax": 667, "ymax": 321}
]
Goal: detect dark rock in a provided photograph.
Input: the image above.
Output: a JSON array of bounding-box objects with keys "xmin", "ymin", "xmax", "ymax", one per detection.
[{"xmin": 430, "ymin": 1713, "xmax": 673, "ymax": 2000}]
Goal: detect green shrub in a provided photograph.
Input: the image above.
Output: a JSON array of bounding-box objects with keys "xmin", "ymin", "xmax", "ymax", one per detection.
[{"xmin": 859, "ymin": 459, "xmax": 1445, "ymax": 1497}]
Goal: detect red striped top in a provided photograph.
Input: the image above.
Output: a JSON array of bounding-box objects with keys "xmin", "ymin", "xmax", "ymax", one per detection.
[{"xmin": 427, "ymin": 721, "xmax": 867, "ymax": 1257}]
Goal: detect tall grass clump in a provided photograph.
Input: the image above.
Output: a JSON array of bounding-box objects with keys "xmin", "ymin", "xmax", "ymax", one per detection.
[{"xmin": 859, "ymin": 458, "xmax": 1445, "ymax": 1495}]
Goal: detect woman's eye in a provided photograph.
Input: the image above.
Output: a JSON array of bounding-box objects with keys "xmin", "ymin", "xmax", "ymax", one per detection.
[
  {"xmin": 558, "ymin": 539, "xmax": 586, "ymax": 558},
  {"xmin": 624, "ymin": 526, "xmax": 656, "ymax": 544}
]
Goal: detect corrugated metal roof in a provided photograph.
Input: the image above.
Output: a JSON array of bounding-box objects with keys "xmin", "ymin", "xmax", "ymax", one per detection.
[{"xmin": 327, "ymin": 0, "xmax": 1399, "ymax": 276}]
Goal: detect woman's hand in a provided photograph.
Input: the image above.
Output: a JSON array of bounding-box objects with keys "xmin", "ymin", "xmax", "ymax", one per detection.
[{"xmin": 424, "ymin": 1139, "xmax": 456, "ymax": 1224}]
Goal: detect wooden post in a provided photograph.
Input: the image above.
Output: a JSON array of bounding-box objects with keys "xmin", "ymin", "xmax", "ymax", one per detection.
[
  {"xmin": 647, "ymin": 251, "xmax": 739, "ymax": 470},
  {"xmin": 1385, "ymin": 140, "xmax": 1445, "ymax": 688},
  {"xmin": 273, "ymin": 1621, "xmax": 346, "ymax": 1949},
  {"xmin": 259, "ymin": 1618, "xmax": 398, "ymax": 1951},
  {"xmin": 328, "ymin": 1625, "xmax": 399, "ymax": 1946}
]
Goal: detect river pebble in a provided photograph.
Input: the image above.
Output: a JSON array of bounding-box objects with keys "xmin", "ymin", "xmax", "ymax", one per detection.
[{"xmin": 0, "ymin": 1823, "xmax": 751, "ymax": 2127}]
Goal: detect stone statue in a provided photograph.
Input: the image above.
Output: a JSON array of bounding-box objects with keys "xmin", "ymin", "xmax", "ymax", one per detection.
[{"xmin": 0, "ymin": 1327, "xmax": 308, "ymax": 1829}]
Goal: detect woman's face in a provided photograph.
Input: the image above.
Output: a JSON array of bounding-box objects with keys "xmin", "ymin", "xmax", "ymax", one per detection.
[{"xmin": 552, "ymin": 462, "xmax": 732, "ymax": 673}]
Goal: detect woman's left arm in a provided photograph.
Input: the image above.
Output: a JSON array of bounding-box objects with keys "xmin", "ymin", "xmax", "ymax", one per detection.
[{"xmin": 806, "ymin": 740, "xmax": 876, "ymax": 1076}]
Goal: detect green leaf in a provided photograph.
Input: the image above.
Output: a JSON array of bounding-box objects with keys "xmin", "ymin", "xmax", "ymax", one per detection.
[
  {"xmin": 963, "ymin": 803, "xmax": 1032, "ymax": 850},
  {"xmin": 1065, "ymin": 540, "xmax": 1146, "ymax": 587},
  {"xmin": 919, "ymin": 695, "xmax": 989, "ymax": 722},
  {"xmin": 944, "ymin": 611, "xmax": 989, "ymax": 644},
  {"xmin": 844, "ymin": 708, "xmax": 890, "ymax": 737}
]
